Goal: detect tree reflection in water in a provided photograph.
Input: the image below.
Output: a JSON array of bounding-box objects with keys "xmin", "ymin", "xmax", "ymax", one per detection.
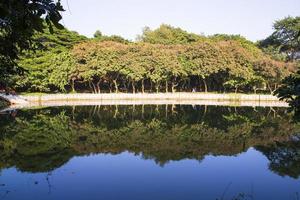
[
  {"xmin": 257, "ymin": 136, "xmax": 300, "ymax": 179},
  {"xmin": 0, "ymin": 105, "xmax": 299, "ymax": 178}
]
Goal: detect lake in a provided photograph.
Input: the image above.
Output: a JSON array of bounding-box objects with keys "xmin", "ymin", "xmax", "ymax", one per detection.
[{"xmin": 0, "ymin": 105, "xmax": 299, "ymax": 200}]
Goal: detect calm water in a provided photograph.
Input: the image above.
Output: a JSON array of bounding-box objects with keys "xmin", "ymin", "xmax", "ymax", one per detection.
[{"xmin": 0, "ymin": 105, "xmax": 299, "ymax": 200}]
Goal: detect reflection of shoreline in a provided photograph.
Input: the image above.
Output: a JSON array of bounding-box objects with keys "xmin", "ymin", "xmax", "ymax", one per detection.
[
  {"xmin": 0, "ymin": 93, "xmax": 288, "ymax": 106},
  {"xmin": 1, "ymin": 99, "xmax": 288, "ymax": 112}
]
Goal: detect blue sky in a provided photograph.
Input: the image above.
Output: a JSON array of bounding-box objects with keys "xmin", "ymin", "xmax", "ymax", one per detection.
[{"xmin": 60, "ymin": 0, "xmax": 300, "ymax": 42}]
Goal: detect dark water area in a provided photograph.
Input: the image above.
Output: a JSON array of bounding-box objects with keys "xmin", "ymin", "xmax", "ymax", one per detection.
[{"xmin": 0, "ymin": 105, "xmax": 300, "ymax": 200}]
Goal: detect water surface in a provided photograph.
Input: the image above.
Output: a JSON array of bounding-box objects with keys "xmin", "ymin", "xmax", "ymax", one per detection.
[{"xmin": 0, "ymin": 105, "xmax": 299, "ymax": 200}]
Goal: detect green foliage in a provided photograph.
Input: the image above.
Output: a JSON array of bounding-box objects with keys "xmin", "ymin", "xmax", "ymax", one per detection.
[
  {"xmin": 15, "ymin": 25, "xmax": 86, "ymax": 92},
  {"xmin": 137, "ymin": 24, "xmax": 205, "ymax": 44},
  {"xmin": 13, "ymin": 113, "xmax": 71, "ymax": 156},
  {"xmin": 0, "ymin": 0, "xmax": 64, "ymax": 86},
  {"xmin": 94, "ymin": 30, "xmax": 103, "ymax": 38},
  {"xmin": 93, "ymin": 30, "xmax": 130, "ymax": 44},
  {"xmin": 11, "ymin": 22, "xmax": 297, "ymax": 94},
  {"xmin": 49, "ymin": 52, "xmax": 77, "ymax": 92},
  {"xmin": 257, "ymin": 140, "xmax": 300, "ymax": 178},
  {"xmin": 259, "ymin": 16, "xmax": 300, "ymax": 61},
  {"xmin": 210, "ymin": 34, "xmax": 262, "ymax": 58},
  {"xmin": 275, "ymin": 68, "xmax": 300, "ymax": 119},
  {"xmin": 66, "ymin": 39, "xmax": 294, "ymax": 93},
  {"xmin": 261, "ymin": 16, "xmax": 300, "ymax": 119}
]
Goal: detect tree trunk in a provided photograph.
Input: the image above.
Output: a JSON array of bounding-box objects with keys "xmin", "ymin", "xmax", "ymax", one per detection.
[
  {"xmin": 114, "ymin": 105, "xmax": 118, "ymax": 118},
  {"xmin": 71, "ymin": 79, "xmax": 76, "ymax": 93},
  {"xmin": 171, "ymin": 104, "xmax": 176, "ymax": 114},
  {"xmin": 181, "ymin": 81, "xmax": 186, "ymax": 92},
  {"xmin": 72, "ymin": 106, "xmax": 75, "ymax": 121},
  {"xmin": 235, "ymin": 86, "xmax": 238, "ymax": 94},
  {"xmin": 150, "ymin": 81, "xmax": 153, "ymax": 93},
  {"xmin": 142, "ymin": 104, "xmax": 145, "ymax": 119},
  {"xmin": 126, "ymin": 81, "xmax": 130, "ymax": 93},
  {"xmin": 141, "ymin": 79, "xmax": 145, "ymax": 93},
  {"xmin": 171, "ymin": 81, "xmax": 178, "ymax": 93},
  {"xmin": 202, "ymin": 78, "xmax": 208, "ymax": 93},
  {"xmin": 165, "ymin": 104, "xmax": 168, "ymax": 119},
  {"xmin": 122, "ymin": 82, "xmax": 127, "ymax": 93},
  {"xmin": 132, "ymin": 81, "xmax": 136, "ymax": 93},
  {"xmin": 222, "ymin": 85, "xmax": 226, "ymax": 93},
  {"xmin": 109, "ymin": 83, "xmax": 112, "ymax": 93},
  {"xmin": 165, "ymin": 80, "xmax": 168, "ymax": 93},
  {"xmin": 156, "ymin": 84, "xmax": 159, "ymax": 93},
  {"xmin": 88, "ymin": 81, "xmax": 93, "ymax": 93},
  {"xmin": 155, "ymin": 104, "xmax": 159, "ymax": 113},
  {"xmin": 91, "ymin": 82, "xmax": 97, "ymax": 93},
  {"xmin": 267, "ymin": 83, "xmax": 273, "ymax": 94},
  {"xmin": 133, "ymin": 104, "xmax": 136, "ymax": 114},
  {"xmin": 96, "ymin": 80, "xmax": 101, "ymax": 93},
  {"xmin": 113, "ymin": 79, "xmax": 118, "ymax": 93}
]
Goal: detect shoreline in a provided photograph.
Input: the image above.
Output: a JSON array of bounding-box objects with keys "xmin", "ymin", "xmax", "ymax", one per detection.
[{"xmin": 0, "ymin": 93, "xmax": 288, "ymax": 109}]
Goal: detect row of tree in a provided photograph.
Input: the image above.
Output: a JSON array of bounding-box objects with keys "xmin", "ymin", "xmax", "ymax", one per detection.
[
  {"xmin": 8, "ymin": 17, "xmax": 298, "ymax": 94},
  {"xmin": 68, "ymin": 40, "xmax": 296, "ymax": 93},
  {"xmin": 14, "ymin": 23, "xmax": 298, "ymax": 93}
]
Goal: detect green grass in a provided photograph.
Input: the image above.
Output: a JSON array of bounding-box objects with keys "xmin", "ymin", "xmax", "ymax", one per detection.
[{"xmin": 19, "ymin": 92, "xmax": 48, "ymax": 96}]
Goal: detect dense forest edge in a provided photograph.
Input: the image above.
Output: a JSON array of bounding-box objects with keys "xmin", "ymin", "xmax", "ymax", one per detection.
[{"xmin": 0, "ymin": 17, "xmax": 298, "ymax": 96}]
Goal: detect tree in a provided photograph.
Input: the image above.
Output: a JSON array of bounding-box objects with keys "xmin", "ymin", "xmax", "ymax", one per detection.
[
  {"xmin": 181, "ymin": 42, "xmax": 226, "ymax": 92},
  {"xmin": 210, "ymin": 34, "xmax": 262, "ymax": 58},
  {"xmin": 137, "ymin": 24, "xmax": 204, "ymax": 44},
  {"xmin": 275, "ymin": 68, "xmax": 300, "ymax": 119},
  {"xmin": 263, "ymin": 16, "xmax": 300, "ymax": 119},
  {"xmin": 93, "ymin": 30, "xmax": 103, "ymax": 38},
  {"xmin": 0, "ymin": 0, "xmax": 64, "ymax": 86},
  {"xmin": 93, "ymin": 30, "xmax": 130, "ymax": 44},
  {"xmin": 49, "ymin": 51, "xmax": 77, "ymax": 92},
  {"xmin": 15, "ymin": 25, "xmax": 86, "ymax": 92},
  {"xmin": 259, "ymin": 16, "xmax": 300, "ymax": 61},
  {"xmin": 253, "ymin": 57, "xmax": 294, "ymax": 93}
]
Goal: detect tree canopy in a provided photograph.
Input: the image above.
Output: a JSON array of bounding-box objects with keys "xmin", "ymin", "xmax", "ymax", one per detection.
[
  {"xmin": 93, "ymin": 30, "xmax": 130, "ymax": 44},
  {"xmin": 259, "ymin": 16, "xmax": 300, "ymax": 61},
  {"xmin": 137, "ymin": 24, "xmax": 205, "ymax": 44},
  {"xmin": 15, "ymin": 24, "xmax": 86, "ymax": 92},
  {"xmin": 14, "ymin": 37, "xmax": 296, "ymax": 94},
  {"xmin": 0, "ymin": 0, "xmax": 65, "ymax": 86},
  {"xmin": 275, "ymin": 68, "xmax": 300, "ymax": 120},
  {"xmin": 267, "ymin": 16, "xmax": 300, "ymax": 118},
  {"xmin": 3, "ymin": 18, "xmax": 298, "ymax": 95}
]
